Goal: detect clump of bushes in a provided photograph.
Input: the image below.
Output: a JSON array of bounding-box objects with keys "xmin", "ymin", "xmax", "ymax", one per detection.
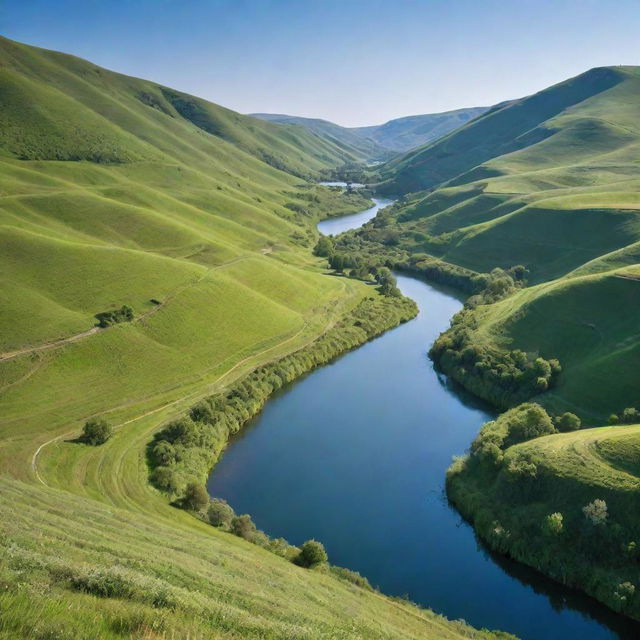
[
  {"xmin": 81, "ymin": 418, "xmax": 113, "ymax": 445},
  {"xmin": 148, "ymin": 295, "xmax": 416, "ymax": 499},
  {"xmin": 609, "ymin": 407, "xmax": 640, "ymax": 425},
  {"xmin": 294, "ymin": 540, "xmax": 328, "ymax": 568},
  {"xmin": 95, "ymin": 304, "xmax": 134, "ymax": 328},
  {"xmin": 429, "ymin": 312, "xmax": 561, "ymax": 408}
]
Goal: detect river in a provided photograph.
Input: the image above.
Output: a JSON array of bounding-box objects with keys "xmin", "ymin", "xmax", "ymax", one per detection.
[{"xmin": 208, "ymin": 193, "xmax": 640, "ymax": 640}]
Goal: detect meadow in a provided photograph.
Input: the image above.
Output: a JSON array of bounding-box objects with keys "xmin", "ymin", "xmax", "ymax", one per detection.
[{"xmin": 0, "ymin": 36, "xmax": 517, "ymax": 639}]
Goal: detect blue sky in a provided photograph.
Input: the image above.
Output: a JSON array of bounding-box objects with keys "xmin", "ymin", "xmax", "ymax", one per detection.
[{"xmin": 3, "ymin": 0, "xmax": 639, "ymax": 126}]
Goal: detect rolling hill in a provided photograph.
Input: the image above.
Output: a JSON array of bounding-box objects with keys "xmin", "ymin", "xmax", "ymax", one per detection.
[
  {"xmin": 0, "ymin": 36, "xmax": 511, "ymax": 640},
  {"xmin": 352, "ymin": 107, "xmax": 488, "ymax": 152},
  {"xmin": 352, "ymin": 65, "xmax": 640, "ymax": 621},
  {"xmin": 251, "ymin": 112, "xmax": 392, "ymax": 162},
  {"xmin": 252, "ymin": 107, "xmax": 488, "ymax": 159},
  {"xmin": 350, "ymin": 65, "xmax": 640, "ymax": 418}
]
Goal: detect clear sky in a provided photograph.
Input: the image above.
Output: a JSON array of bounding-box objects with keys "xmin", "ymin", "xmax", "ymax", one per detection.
[{"xmin": 3, "ymin": 0, "xmax": 639, "ymax": 127}]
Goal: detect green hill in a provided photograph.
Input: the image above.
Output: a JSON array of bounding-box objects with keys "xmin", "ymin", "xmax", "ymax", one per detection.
[
  {"xmin": 251, "ymin": 112, "xmax": 392, "ymax": 161},
  {"xmin": 448, "ymin": 408, "xmax": 640, "ymax": 621},
  {"xmin": 352, "ymin": 107, "xmax": 488, "ymax": 152},
  {"xmin": 352, "ymin": 65, "xmax": 640, "ymax": 621},
  {"xmin": 377, "ymin": 67, "xmax": 632, "ymax": 193},
  {"xmin": 0, "ymin": 37, "xmax": 511, "ymax": 640}
]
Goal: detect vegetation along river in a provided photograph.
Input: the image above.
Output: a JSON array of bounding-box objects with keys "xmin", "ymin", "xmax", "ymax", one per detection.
[{"xmin": 208, "ymin": 193, "xmax": 640, "ymax": 640}]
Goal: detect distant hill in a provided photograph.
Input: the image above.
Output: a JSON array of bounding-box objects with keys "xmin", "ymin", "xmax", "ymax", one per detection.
[
  {"xmin": 351, "ymin": 107, "xmax": 489, "ymax": 152},
  {"xmin": 252, "ymin": 107, "xmax": 489, "ymax": 159},
  {"xmin": 362, "ymin": 65, "xmax": 640, "ymax": 418},
  {"xmin": 251, "ymin": 112, "xmax": 392, "ymax": 161},
  {"xmin": 376, "ymin": 67, "xmax": 632, "ymax": 194}
]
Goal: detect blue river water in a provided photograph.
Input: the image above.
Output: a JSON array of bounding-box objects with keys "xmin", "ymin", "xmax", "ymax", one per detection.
[{"xmin": 208, "ymin": 197, "xmax": 640, "ymax": 640}]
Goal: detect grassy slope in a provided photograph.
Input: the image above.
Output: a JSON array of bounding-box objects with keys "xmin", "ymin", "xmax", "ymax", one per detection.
[
  {"xmin": 251, "ymin": 112, "xmax": 392, "ymax": 161},
  {"xmin": 353, "ymin": 107, "xmax": 489, "ymax": 152},
  {"xmin": 366, "ymin": 66, "xmax": 640, "ymax": 417},
  {"xmin": 0, "ymin": 37, "xmax": 509, "ymax": 639},
  {"xmin": 469, "ymin": 266, "xmax": 640, "ymax": 420},
  {"xmin": 448, "ymin": 422, "xmax": 640, "ymax": 620},
  {"xmin": 366, "ymin": 65, "xmax": 640, "ymax": 619}
]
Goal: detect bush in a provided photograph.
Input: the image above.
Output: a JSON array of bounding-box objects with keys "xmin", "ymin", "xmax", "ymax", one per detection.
[
  {"xmin": 95, "ymin": 304, "xmax": 134, "ymax": 328},
  {"xmin": 81, "ymin": 418, "xmax": 112, "ymax": 445},
  {"xmin": 230, "ymin": 514, "xmax": 257, "ymax": 540},
  {"xmin": 543, "ymin": 512, "xmax": 564, "ymax": 536},
  {"xmin": 583, "ymin": 499, "xmax": 608, "ymax": 526},
  {"xmin": 207, "ymin": 498, "xmax": 235, "ymax": 527},
  {"xmin": 182, "ymin": 483, "xmax": 209, "ymax": 512},
  {"xmin": 556, "ymin": 412, "xmax": 581, "ymax": 432},
  {"xmin": 151, "ymin": 466, "xmax": 179, "ymax": 492},
  {"xmin": 295, "ymin": 540, "xmax": 328, "ymax": 568},
  {"xmin": 330, "ymin": 566, "xmax": 372, "ymax": 590}
]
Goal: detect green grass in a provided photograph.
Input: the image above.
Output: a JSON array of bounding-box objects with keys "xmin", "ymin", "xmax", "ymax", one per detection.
[
  {"xmin": 0, "ymin": 36, "xmax": 511, "ymax": 639},
  {"xmin": 460, "ymin": 265, "xmax": 640, "ymax": 420},
  {"xmin": 447, "ymin": 421, "xmax": 640, "ymax": 620}
]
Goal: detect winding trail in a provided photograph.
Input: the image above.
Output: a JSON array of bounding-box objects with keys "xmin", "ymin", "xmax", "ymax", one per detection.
[
  {"xmin": 30, "ymin": 275, "xmax": 358, "ymax": 487},
  {"xmin": 1, "ymin": 254, "xmax": 251, "ymax": 363}
]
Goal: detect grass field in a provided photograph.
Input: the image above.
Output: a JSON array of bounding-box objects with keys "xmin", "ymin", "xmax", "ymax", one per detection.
[{"xmin": 0, "ymin": 37, "xmax": 513, "ymax": 639}]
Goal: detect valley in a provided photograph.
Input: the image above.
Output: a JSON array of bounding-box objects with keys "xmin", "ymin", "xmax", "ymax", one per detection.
[{"xmin": 1, "ymin": 19, "xmax": 640, "ymax": 640}]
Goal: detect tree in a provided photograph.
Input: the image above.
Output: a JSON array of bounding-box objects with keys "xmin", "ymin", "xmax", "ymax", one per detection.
[
  {"xmin": 506, "ymin": 403, "xmax": 555, "ymax": 445},
  {"xmin": 230, "ymin": 514, "xmax": 257, "ymax": 540},
  {"xmin": 151, "ymin": 466, "xmax": 179, "ymax": 492},
  {"xmin": 82, "ymin": 418, "xmax": 112, "ymax": 445},
  {"xmin": 295, "ymin": 540, "xmax": 328, "ymax": 568},
  {"xmin": 583, "ymin": 499, "xmax": 608, "ymax": 526},
  {"xmin": 313, "ymin": 235, "xmax": 334, "ymax": 257},
  {"xmin": 152, "ymin": 441, "xmax": 176, "ymax": 466},
  {"xmin": 182, "ymin": 483, "xmax": 209, "ymax": 512},
  {"xmin": 621, "ymin": 407, "xmax": 639, "ymax": 424},
  {"xmin": 543, "ymin": 512, "xmax": 564, "ymax": 536},
  {"xmin": 207, "ymin": 498, "xmax": 235, "ymax": 527},
  {"xmin": 556, "ymin": 412, "xmax": 581, "ymax": 432}
]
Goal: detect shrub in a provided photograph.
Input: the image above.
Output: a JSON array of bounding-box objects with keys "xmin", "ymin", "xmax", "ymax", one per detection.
[
  {"xmin": 95, "ymin": 304, "xmax": 134, "ymax": 328},
  {"xmin": 151, "ymin": 466, "xmax": 179, "ymax": 492},
  {"xmin": 207, "ymin": 498, "xmax": 235, "ymax": 527},
  {"xmin": 330, "ymin": 566, "xmax": 372, "ymax": 590},
  {"xmin": 556, "ymin": 412, "xmax": 581, "ymax": 432},
  {"xmin": 543, "ymin": 512, "xmax": 564, "ymax": 536},
  {"xmin": 182, "ymin": 483, "xmax": 209, "ymax": 512},
  {"xmin": 295, "ymin": 540, "xmax": 328, "ymax": 568},
  {"xmin": 81, "ymin": 418, "xmax": 112, "ymax": 445},
  {"xmin": 152, "ymin": 441, "xmax": 177, "ymax": 466},
  {"xmin": 230, "ymin": 514, "xmax": 257, "ymax": 541},
  {"xmin": 504, "ymin": 403, "xmax": 555, "ymax": 446},
  {"xmin": 583, "ymin": 499, "xmax": 608, "ymax": 526}
]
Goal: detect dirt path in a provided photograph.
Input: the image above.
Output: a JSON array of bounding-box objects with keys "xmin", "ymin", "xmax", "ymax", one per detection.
[{"xmin": 1, "ymin": 255, "xmax": 250, "ymax": 363}]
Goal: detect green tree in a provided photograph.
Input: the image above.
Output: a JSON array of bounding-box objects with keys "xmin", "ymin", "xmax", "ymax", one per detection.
[
  {"xmin": 207, "ymin": 498, "xmax": 235, "ymax": 527},
  {"xmin": 182, "ymin": 483, "xmax": 209, "ymax": 512},
  {"xmin": 583, "ymin": 499, "xmax": 608, "ymax": 526},
  {"xmin": 230, "ymin": 514, "xmax": 257, "ymax": 540},
  {"xmin": 556, "ymin": 412, "xmax": 581, "ymax": 432},
  {"xmin": 543, "ymin": 512, "xmax": 564, "ymax": 536},
  {"xmin": 81, "ymin": 418, "xmax": 112, "ymax": 445},
  {"xmin": 152, "ymin": 441, "xmax": 176, "ymax": 466},
  {"xmin": 295, "ymin": 540, "xmax": 328, "ymax": 568},
  {"xmin": 151, "ymin": 466, "xmax": 179, "ymax": 492},
  {"xmin": 313, "ymin": 235, "xmax": 334, "ymax": 257}
]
